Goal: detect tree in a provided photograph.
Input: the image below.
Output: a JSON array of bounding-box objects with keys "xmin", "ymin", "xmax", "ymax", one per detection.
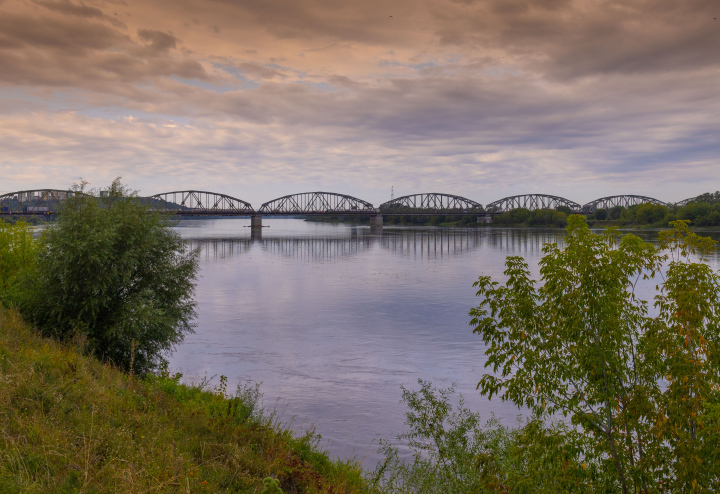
[
  {"xmin": 608, "ymin": 205, "xmax": 624, "ymax": 220},
  {"xmin": 635, "ymin": 203, "xmax": 670, "ymax": 226},
  {"xmin": 0, "ymin": 219, "xmax": 38, "ymax": 304},
  {"xmin": 470, "ymin": 216, "xmax": 720, "ymax": 492},
  {"xmin": 22, "ymin": 179, "xmax": 199, "ymax": 374},
  {"xmin": 595, "ymin": 208, "xmax": 608, "ymax": 221}
]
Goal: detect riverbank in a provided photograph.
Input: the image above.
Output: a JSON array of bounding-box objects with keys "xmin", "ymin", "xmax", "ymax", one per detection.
[
  {"xmin": 0, "ymin": 307, "xmax": 369, "ymax": 493},
  {"xmin": 306, "ymin": 215, "xmax": 720, "ymax": 230}
]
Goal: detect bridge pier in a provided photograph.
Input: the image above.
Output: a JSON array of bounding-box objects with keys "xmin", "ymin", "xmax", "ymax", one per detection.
[
  {"xmin": 477, "ymin": 215, "xmax": 493, "ymax": 224},
  {"xmin": 370, "ymin": 215, "xmax": 383, "ymax": 227},
  {"xmin": 251, "ymin": 215, "xmax": 263, "ymax": 239}
]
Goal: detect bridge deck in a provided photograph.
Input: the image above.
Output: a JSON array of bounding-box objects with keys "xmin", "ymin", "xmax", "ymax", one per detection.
[{"xmin": 1, "ymin": 210, "xmax": 495, "ymax": 217}]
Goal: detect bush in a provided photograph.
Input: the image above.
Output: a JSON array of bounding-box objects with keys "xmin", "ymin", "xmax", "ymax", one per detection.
[
  {"xmin": 20, "ymin": 179, "xmax": 199, "ymax": 374},
  {"xmin": 0, "ymin": 219, "xmax": 38, "ymax": 304},
  {"xmin": 595, "ymin": 208, "xmax": 608, "ymax": 220},
  {"xmin": 471, "ymin": 217, "xmax": 720, "ymax": 491},
  {"xmin": 373, "ymin": 380, "xmax": 595, "ymax": 493}
]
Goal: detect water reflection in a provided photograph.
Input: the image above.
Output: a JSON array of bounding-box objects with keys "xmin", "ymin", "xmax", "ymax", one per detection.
[
  {"xmin": 184, "ymin": 225, "xmax": 720, "ymax": 267},
  {"xmin": 184, "ymin": 226, "xmax": 576, "ymax": 262}
]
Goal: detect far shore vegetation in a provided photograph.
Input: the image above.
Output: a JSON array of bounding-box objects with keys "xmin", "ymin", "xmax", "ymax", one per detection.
[{"xmin": 1, "ymin": 179, "xmax": 719, "ymax": 492}]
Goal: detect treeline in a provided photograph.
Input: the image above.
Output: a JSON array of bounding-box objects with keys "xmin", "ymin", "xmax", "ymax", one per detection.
[
  {"xmin": 492, "ymin": 207, "xmax": 572, "ymax": 227},
  {"xmin": 494, "ymin": 192, "xmax": 720, "ymax": 228},
  {"xmin": 588, "ymin": 198, "xmax": 720, "ymax": 227},
  {"xmin": 306, "ymin": 214, "xmax": 479, "ymax": 226}
]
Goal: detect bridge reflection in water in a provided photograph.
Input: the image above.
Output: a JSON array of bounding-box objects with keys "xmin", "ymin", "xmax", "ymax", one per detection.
[
  {"xmin": 178, "ymin": 226, "xmax": 720, "ymax": 264},
  {"xmin": 183, "ymin": 227, "xmax": 576, "ymax": 262}
]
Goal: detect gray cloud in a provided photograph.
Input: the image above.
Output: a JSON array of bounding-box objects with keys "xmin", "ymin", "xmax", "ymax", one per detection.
[
  {"xmin": 0, "ymin": 9, "xmax": 210, "ymax": 89},
  {"xmin": 0, "ymin": 0, "xmax": 718, "ymax": 202},
  {"xmin": 35, "ymin": 0, "xmax": 104, "ymax": 18},
  {"xmin": 137, "ymin": 29, "xmax": 178, "ymax": 52}
]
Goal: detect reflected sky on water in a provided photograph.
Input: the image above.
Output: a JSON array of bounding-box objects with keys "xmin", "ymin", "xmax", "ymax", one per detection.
[{"xmin": 168, "ymin": 218, "xmax": 720, "ymax": 468}]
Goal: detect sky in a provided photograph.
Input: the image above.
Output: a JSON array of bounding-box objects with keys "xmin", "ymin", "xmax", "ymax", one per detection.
[{"xmin": 0, "ymin": 0, "xmax": 718, "ymax": 208}]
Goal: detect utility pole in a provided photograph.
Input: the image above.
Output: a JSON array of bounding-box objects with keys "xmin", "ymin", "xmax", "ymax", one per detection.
[{"xmin": 391, "ymin": 186, "xmax": 394, "ymax": 201}]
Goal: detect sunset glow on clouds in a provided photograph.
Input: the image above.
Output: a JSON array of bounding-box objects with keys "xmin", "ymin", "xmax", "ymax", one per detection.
[{"xmin": 1, "ymin": 0, "xmax": 718, "ymax": 206}]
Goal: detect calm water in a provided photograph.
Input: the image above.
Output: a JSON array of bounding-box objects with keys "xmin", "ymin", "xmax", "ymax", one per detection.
[{"xmin": 167, "ymin": 219, "xmax": 720, "ymax": 468}]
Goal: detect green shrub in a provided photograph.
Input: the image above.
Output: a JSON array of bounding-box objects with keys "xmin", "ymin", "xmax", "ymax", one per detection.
[
  {"xmin": 372, "ymin": 380, "xmax": 595, "ymax": 493},
  {"xmin": 20, "ymin": 179, "xmax": 199, "ymax": 374},
  {"xmin": 471, "ymin": 217, "xmax": 720, "ymax": 491},
  {"xmin": 0, "ymin": 219, "xmax": 38, "ymax": 305}
]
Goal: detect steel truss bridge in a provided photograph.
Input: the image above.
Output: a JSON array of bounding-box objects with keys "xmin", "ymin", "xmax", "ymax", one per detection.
[
  {"xmin": 581, "ymin": 195, "xmax": 667, "ymax": 213},
  {"xmin": 379, "ymin": 193, "xmax": 482, "ymax": 213},
  {"xmin": 485, "ymin": 194, "xmax": 581, "ymax": 214},
  {"xmin": 258, "ymin": 192, "xmax": 375, "ymax": 215},
  {"xmin": 0, "ymin": 188, "xmax": 685, "ymax": 220}
]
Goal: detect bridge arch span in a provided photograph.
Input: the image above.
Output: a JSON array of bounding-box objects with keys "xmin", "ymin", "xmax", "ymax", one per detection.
[
  {"xmin": 582, "ymin": 195, "xmax": 667, "ymax": 213},
  {"xmin": 675, "ymin": 196, "xmax": 698, "ymax": 207},
  {"xmin": 485, "ymin": 194, "xmax": 581, "ymax": 213},
  {"xmin": 258, "ymin": 192, "xmax": 374, "ymax": 214},
  {"xmin": 379, "ymin": 193, "xmax": 482, "ymax": 212},
  {"xmin": 148, "ymin": 190, "xmax": 254, "ymax": 214}
]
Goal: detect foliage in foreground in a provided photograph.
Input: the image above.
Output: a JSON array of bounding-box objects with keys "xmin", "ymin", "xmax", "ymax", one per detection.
[
  {"xmin": 471, "ymin": 217, "xmax": 720, "ymax": 492},
  {"xmin": 0, "ymin": 307, "xmax": 368, "ymax": 493},
  {"xmin": 0, "ymin": 219, "xmax": 38, "ymax": 305},
  {"xmin": 373, "ymin": 380, "xmax": 595, "ymax": 494},
  {"xmin": 15, "ymin": 179, "xmax": 199, "ymax": 374}
]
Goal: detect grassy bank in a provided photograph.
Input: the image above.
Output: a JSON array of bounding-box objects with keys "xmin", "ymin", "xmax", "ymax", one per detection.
[{"xmin": 0, "ymin": 307, "xmax": 369, "ymax": 493}]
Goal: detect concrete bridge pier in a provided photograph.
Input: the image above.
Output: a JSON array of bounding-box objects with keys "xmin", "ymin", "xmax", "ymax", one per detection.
[
  {"xmin": 477, "ymin": 215, "xmax": 493, "ymax": 224},
  {"xmin": 370, "ymin": 214, "xmax": 383, "ymax": 227},
  {"xmin": 251, "ymin": 215, "xmax": 263, "ymax": 239}
]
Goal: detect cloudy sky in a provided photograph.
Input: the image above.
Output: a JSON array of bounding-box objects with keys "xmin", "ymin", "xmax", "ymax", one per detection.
[{"xmin": 0, "ymin": 0, "xmax": 718, "ymax": 207}]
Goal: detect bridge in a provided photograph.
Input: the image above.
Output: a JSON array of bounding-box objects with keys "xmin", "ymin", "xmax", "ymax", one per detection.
[
  {"xmin": 0, "ymin": 188, "xmax": 684, "ymax": 230},
  {"xmin": 379, "ymin": 193, "xmax": 482, "ymax": 213},
  {"xmin": 148, "ymin": 190, "xmax": 254, "ymax": 215},
  {"xmin": 581, "ymin": 195, "xmax": 667, "ymax": 213},
  {"xmin": 485, "ymin": 194, "xmax": 581, "ymax": 214}
]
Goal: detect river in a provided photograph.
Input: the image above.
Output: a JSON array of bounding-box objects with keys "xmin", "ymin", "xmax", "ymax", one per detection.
[{"xmin": 167, "ymin": 218, "xmax": 720, "ymax": 469}]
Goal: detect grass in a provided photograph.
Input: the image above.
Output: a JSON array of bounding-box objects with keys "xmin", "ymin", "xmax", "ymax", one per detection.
[{"xmin": 0, "ymin": 307, "xmax": 370, "ymax": 493}]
